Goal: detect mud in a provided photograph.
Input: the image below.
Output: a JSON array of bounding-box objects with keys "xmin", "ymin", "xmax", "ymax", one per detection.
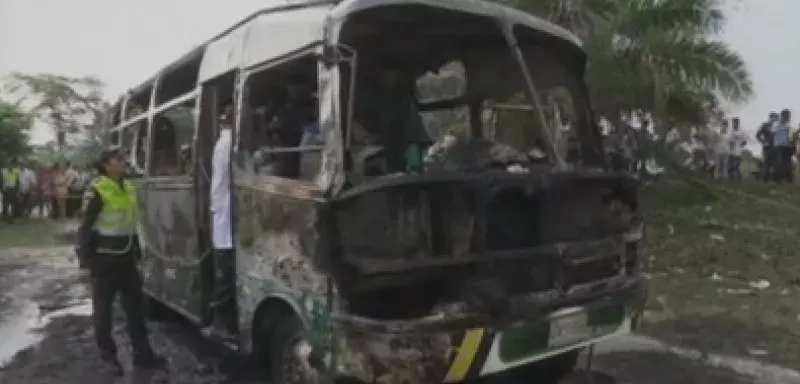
[
  {"xmin": 0, "ymin": 246, "xmax": 236, "ymax": 384},
  {"xmin": 2, "ymin": 244, "xmax": 799, "ymax": 384}
]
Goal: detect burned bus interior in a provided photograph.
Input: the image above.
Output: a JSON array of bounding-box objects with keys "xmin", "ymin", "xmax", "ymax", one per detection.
[{"xmin": 239, "ymin": 54, "xmax": 321, "ymax": 181}]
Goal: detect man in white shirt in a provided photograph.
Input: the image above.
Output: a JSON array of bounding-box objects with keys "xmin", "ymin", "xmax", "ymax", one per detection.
[
  {"xmin": 18, "ymin": 164, "xmax": 37, "ymax": 217},
  {"xmin": 207, "ymin": 103, "xmax": 236, "ymax": 336},
  {"xmin": 713, "ymin": 121, "xmax": 731, "ymax": 180},
  {"xmin": 728, "ymin": 118, "xmax": 747, "ymax": 181}
]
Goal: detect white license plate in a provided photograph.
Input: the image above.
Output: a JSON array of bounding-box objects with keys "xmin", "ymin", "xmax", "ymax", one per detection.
[{"xmin": 548, "ymin": 311, "xmax": 591, "ymax": 348}]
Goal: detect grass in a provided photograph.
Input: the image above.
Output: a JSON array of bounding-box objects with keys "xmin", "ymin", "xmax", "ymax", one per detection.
[
  {"xmin": 0, "ymin": 219, "xmax": 58, "ymax": 248},
  {"xmin": 640, "ymin": 175, "xmax": 800, "ymax": 367}
]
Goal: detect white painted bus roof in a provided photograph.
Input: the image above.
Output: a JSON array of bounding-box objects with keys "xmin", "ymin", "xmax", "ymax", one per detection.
[{"xmin": 118, "ymin": 0, "xmax": 581, "ymax": 103}]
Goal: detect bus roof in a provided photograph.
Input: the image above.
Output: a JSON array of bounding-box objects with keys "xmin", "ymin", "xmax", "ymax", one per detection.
[
  {"xmin": 118, "ymin": 0, "xmax": 580, "ymax": 103},
  {"xmin": 329, "ymin": 0, "xmax": 581, "ymax": 46}
]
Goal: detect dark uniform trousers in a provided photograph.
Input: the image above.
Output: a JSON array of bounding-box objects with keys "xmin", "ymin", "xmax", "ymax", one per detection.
[
  {"xmin": 90, "ymin": 251, "xmax": 152, "ymax": 358},
  {"xmin": 2, "ymin": 188, "xmax": 18, "ymax": 220}
]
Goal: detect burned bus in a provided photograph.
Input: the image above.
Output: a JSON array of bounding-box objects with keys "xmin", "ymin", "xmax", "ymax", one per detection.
[{"xmin": 107, "ymin": 0, "xmax": 645, "ymax": 382}]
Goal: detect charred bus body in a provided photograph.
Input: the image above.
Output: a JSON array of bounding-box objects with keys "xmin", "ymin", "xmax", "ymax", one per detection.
[{"xmin": 107, "ymin": 0, "xmax": 645, "ymax": 383}]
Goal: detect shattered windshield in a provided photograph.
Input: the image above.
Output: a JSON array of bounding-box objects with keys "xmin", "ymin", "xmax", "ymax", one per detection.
[
  {"xmin": 419, "ymin": 44, "xmax": 598, "ymax": 174},
  {"xmin": 340, "ymin": 18, "xmax": 599, "ymax": 184}
]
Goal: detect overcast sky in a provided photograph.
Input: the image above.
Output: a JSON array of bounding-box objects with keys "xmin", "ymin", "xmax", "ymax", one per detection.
[{"xmin": 0, "ymin": 0, "xmax": 796, "ymax": 144}]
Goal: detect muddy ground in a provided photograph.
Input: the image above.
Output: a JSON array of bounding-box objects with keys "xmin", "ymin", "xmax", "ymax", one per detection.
[{"xmin": 1, "ymin": 243, "xmax": 799, "ymax": 383}]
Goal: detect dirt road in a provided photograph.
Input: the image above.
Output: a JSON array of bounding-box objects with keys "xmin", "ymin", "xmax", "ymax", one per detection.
[{"xmin": 1, "ymin": 244, "xmax": 798, "ymax": 384}]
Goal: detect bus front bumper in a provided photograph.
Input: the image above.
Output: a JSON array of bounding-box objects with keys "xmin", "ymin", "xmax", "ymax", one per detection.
[{"xmin": 329, "ymin": 275, "xmax": 646, "ymax": 383}]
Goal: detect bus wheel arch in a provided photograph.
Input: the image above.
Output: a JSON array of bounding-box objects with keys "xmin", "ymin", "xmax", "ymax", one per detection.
[{"xmin": 251, "ymin": 296, "xmax": 303, "ymax": 365}]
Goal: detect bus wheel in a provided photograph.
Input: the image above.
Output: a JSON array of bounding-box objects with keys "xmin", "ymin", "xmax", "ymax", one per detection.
[
  {"xmin": 270, "ymin": 316, "xmax": 319, "ymax": 384},
  {"xmin": 502, "ymin": 350, "xmax": 580, "ymax": 384}
]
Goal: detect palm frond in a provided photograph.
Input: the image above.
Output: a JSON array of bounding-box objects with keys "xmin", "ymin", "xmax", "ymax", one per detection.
[
  {"xmin": 618, "ymin": 30, "xmax": 752, "ymax": 102},
  {"xmin": 604, "ymin": 0, "xmax": 724, "ymax": 35}
]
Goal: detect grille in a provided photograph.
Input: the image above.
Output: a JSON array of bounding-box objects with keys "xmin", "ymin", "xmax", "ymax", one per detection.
[{"xmin": 563, "ymin": 255, "xmax": 622, "ymax": 287}]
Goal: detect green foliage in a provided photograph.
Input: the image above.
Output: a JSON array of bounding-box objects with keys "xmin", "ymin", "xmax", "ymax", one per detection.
[
  {"xmin": 3, "ymin": 73, "xmax": 108, "ymax": 149},
  {"xmin": 507, "ymin": 0, "xmax": 752, "ymax": 127},
  {"xmin": 642, "ymin": 177, "xmax": 800, "ymax": 365},
  {"xmin": 0, "ymin": 101, "xmax": 33, "ymax": 166}
]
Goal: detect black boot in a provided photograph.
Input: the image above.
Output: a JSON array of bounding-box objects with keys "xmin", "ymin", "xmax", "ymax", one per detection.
[
  {"xmin": 100, "ymin": 354, "xmax": 124, "ymax": 376},
  {"xmin": 133, "ymin": 351, "xmax": 168, "ymax": 370}
]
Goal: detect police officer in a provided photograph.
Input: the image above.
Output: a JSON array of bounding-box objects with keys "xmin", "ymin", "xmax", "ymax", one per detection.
[
  {"xmin": 75, "ymin": 148, "xmax": 166, "ymax": 376},
  {"xmin": 1, "ymin": 159, "xmax": 21, "ymax": 222}
]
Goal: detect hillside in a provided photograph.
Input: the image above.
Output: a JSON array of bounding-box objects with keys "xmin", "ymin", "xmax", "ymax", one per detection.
[{"xmin": 640, "ymin": 176, "xmax": 800, "ymax": 368}]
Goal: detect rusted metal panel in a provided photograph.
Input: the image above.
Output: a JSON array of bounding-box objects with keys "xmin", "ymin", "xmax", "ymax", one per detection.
[
  {"xmin": 232, "ymin": 170, "xmax": 335, "ymax": 353},
  {"xmin": 335, "ymin": 330, "xmax": 455, "ymax": 383},
  {"xmin": 138, "ymin": 179, "xmax": 204, "ymax": 319}
]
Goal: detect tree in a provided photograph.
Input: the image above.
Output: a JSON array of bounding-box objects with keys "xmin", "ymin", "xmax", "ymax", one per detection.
[
  {"xmin": 0, "ymin": 101, "xmax": 33, "ymax": 166},
  {"xmin": 507, "ymin": 0, "xmax": 752, "ymax": 129},
  {"xmin": 3, "ymin": 73, "xmax": 107, "ymax": 150}
]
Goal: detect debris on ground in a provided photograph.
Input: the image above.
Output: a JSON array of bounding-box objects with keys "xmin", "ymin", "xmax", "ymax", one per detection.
[{"xmin": 748, "ymin": 279, "xmax": 771, "ymax": 290}]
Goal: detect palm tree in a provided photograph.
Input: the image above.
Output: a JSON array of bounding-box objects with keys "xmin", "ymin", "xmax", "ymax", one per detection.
[
  {"xmin": 3, "ymin": 73, "xmax": 107, "ymax": 150},
  {"xmin": 508, "ymin": 0, "xmax": 752, "ymax": 130}
]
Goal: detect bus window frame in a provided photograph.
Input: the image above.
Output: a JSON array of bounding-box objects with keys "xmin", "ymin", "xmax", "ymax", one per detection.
[
  {"xmin": 110, "ymin": 115, "xmax": 149, "ymax": 176},
  {"xmin": 237, "ymin": 45, "xmax": 328, "ymax": 186},
  {"xmin": 147, "ymin": 91, "xmax": 199, "ymax": 180}
]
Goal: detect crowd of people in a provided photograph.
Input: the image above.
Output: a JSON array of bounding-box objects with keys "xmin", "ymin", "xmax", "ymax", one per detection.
[
  {"xmin": 754, "ymin": 109, "xmax": 800, "ymax": 182},
  {"xmin": 689, "ymin": 117, "xmax": 749, "ymax": 181},
  {"xmin": 692, "ymin": 109, "xmax": 800, "ymax": 182},
  {"xmin": 0, "ymin": 159, "xmax": 93, "ymax": 223},
  {"xmin": 606, "ymin": 109, "xmax": 800, "ymax": 183}
]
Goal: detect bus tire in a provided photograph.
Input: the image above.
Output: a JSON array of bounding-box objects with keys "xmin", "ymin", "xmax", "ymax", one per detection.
[
  {"xmin": 270, "ymin": 315, "xmax": 317, "ymax": 384},
  {"xmin": 502, "ymin": 350, "xmax": 580, "ymax": 384}
]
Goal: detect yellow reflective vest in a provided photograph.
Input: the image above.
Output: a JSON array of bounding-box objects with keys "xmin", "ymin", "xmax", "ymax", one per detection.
[
  {"xmin": 2, "ymin": 168, "xmax": 19, "ymax": 189},
  {"xmin": 92, "ymin": 175, "xmax": 137, "ymax": 254}
]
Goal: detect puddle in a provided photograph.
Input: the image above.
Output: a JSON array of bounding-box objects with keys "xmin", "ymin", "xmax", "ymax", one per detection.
[{"xmin": 0, "ymin": 299, "xmax": 93, "ymax": 368}]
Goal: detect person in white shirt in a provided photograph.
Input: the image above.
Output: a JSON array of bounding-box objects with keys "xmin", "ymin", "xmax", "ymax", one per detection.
[
  {"xmin": 206, "ymin": 103, "xmax": 236, "ymax": 336},
  {"xmin": 728, "ymin": 118, "xmax": 747, "ymax": 181},
  {"xmin": 18, "ymin": 165, "xmax": 37, "ymax": 217},
  {"xmin": 713, "ymin": 121, "xmax": 731, "ymax": 180}
]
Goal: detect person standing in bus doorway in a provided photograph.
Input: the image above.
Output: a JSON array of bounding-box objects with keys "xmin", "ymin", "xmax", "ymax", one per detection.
[
  {"xmin": 205, "ymin": 103, "xmax": 237, "ymax": 337},
  {"xmin": 1, "ymin": 158, "xmax": 21, "ymax": 223},
  {"xmin": 75, "ymin": 148, "xmax": 167, "ymax": 376}
]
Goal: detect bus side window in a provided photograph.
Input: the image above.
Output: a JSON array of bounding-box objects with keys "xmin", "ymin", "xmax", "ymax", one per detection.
[
  {"xmin": 120, "ymin": 124, "xmax": 137, "ymax": 170},
  {"xmin": 110, "ymin": 130, "xmax": 120, "ymax": 147},
  {"xmin": 132, "ymin": 121, "xmax": 148, "ymax": 173},
  {"xmin": 151, "ymin": 101, "xmax": 196, "ymax": 177},
  {"xmin": 245, "ymin": 54, "xmax": 321, "ymax": 181}
]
